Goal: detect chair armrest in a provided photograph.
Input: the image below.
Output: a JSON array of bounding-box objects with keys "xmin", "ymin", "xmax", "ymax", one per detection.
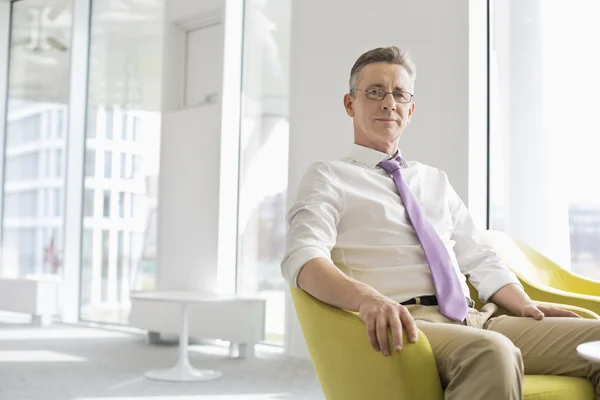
[
  {"xmin": 290, "ymin": 287, "xmax": 443, "ymax": 400},
  {"xmin": 512, "ymin": 235, "xmax": 600, "ymax": 298},
  {"xmin": 558, "ymin": 268, "xmax": 600, "ymax": 297},
  {"xmin": 517, "ymin": 280, "xmax": 600, "ymax": 318}
]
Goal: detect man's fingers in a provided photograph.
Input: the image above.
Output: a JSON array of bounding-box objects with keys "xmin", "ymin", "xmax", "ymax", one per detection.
[
  {"xmin": 376, "ymin": 316, "xmax": 390, "ymax": 356},
  {"xmin": 551, "ymin": 308, "xmax": 582, "ymax": 318},
  {"xmin": 388, "ymin": 313, "xmax": 403, "ymax": 351},
  {"xmin": 534, "ymin": 310, "xmax": 544, "ymax": 320},
  {"xmin": 535, "ymin": 306, "xmax": 581, "ymax": 319},
  {"xmin": 523, "ymin": 305, "xmax": 544, "ymax": 320},
  {"xmin": 366, "ymin": 318, "xmax": 380, "ymax": 352},
  {"xmin": 400, "ymin": 309, "xmax": 419, "ymax": 342}
]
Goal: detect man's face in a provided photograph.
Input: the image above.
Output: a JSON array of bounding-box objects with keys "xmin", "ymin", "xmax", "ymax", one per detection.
[{"xmin": 344, "ymin": 63, "xmax": 415, "ymax": 153}]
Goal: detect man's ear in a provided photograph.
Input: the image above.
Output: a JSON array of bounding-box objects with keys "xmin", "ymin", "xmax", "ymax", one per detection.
[
  {"xmin": 343, "ymin": 93, "xmax": 355, "ymax": 117},
  {"xmin": 408, "ymin": 102, "xmax": 415, "ymax": 122}
]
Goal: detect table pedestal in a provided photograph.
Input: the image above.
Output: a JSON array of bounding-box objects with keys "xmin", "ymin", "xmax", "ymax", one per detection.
[{"xmin": 145, "ymin": 303, "xmax": 223, "ymax": 382}]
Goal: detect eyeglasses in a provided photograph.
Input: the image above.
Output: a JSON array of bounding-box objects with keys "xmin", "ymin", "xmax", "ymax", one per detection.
[{"xmin": 351, "ymin": 88, "xmax": 414, "ymax": 104}]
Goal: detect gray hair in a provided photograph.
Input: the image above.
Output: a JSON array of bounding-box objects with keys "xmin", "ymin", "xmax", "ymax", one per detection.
[{"xmin": 349, "ymin": 46, "xmax": 416, "ymax": 92}]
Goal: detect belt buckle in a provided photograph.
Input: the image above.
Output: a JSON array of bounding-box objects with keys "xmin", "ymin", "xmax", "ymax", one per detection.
[
  {"xmin": 467, "ymin": 298, "xmax": 474, "ymax": 308},
  {"xmin": 415, "ymin": 297, "xmax": 421, "ymax": 305}
]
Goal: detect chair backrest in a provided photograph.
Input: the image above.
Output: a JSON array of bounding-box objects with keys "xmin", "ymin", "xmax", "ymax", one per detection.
[{"xmin": 483, "ymin": 230, "xmax": 565, "ymax": 289}]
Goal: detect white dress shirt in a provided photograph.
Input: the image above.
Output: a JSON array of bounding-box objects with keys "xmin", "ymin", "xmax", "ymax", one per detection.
[{"xmin": 281, "ymin": 143, "xmax": 522, "ymax": 303}]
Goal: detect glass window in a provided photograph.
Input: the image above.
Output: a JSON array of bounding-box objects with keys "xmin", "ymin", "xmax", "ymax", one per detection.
[
  {"xmin": 53, "ymin": 189, "xmax": 62, "ymax": 217},
  {"xmin": 101, "ymin": 230, "xmax": 110, "ymax": 301},
  {"xmin": 84, "ymin": 189, "xmax": 94, "ymax": 217},
  {"xmin": 489, "ymin": 0, "xmax": 600, "ymax": 280},
  {"xmin": 105, "ymin": 110, "xmax": 113, "ymax": 140},
  {"xmin": 85, "ymin": 149, "xmax": 96, "ymax": 177},
  {"xmin": 86, "ymin": 108, "xmax": 97, "ymax": 138},
  {"xmin": 102, "ymin": 190, "xmax": 111, "ymax": 218},
  {"xmin": 57, "ymin": 108, "xmax": 66, "ymax": 139},
  {"xmin": 132, "ymin": 155, "xmax": 142, "ymax": 179},
  {"xmin": 80, "ymin": 229, "xmax": 94, "ymax": 307},
  {"xmin": 237, "ymin": 0, "xmax": 291, "ymax": 345},
  {"xmin": 120, "ymin": 153, "xmax": 129, "ymax": 179},
  {"xmin": 43, "ymin": 189, "xmax": 50, "ymax": 217},
  {"xmin": 4, "ymin": 190, "xmax": 38, "ymax": 218},
  {"xmin": 131, "ymin": 117, "xmax": 139, "ymax": 142},
  {"xmin": 79, "ymin": 0, "xmax": 165, "ymax": 324},
  {"xmin": 104, "ymin": 151, "xmax": 112, "ymax": 179},
  {"xmin": 118, "ymin": 192, "xmax": 125, "ymax": 218},
  {"xmin": 5, "ymin": 153, "xmax": 40, "ymax": 181},
  {"xmin": 6, "ymin": 114, "xmax": 41, "ymax": 146},
  {"xmin": 1, "ymin": 0, "xmax": 72, "ymax": 279},
  {"xmin": 45, "ymin": 149, "xmax": 52, "ymax": 178},
  {"xmin": 117, "ymin": 231, "xmax": 125, "ymax": 302},
  {"xmin": 120, "ymin": 114, "xmax": 128, "ymax": 141},
  {"xmin": 55, "ymin": 149, "xmax": 64, "ymax": 177}
]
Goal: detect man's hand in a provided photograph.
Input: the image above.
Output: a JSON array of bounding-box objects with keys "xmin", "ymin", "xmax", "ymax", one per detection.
[
  {"xmin": 358, "ymin": 294, "xmax": 418, "ymax": 356},
  {"xmin": 520, "ymin": 303, "xmax": 582, "ymax": 320},
  {"xmin": 491, "ymin": 284, "xmax": 583, "ymax": 319}
]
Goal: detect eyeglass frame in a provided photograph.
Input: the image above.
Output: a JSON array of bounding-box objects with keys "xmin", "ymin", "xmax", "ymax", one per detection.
[{"xmin": 350, "ymin": 87, "xmax": 414, "ymax": 104}]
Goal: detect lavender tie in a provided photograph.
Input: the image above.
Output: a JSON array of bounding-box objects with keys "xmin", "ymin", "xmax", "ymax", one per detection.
[{"xmin": 378, "ymin": 156, "xmax": 468, "ymax": 322}]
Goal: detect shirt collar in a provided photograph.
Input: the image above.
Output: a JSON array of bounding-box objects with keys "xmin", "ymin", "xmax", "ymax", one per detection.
[{"xmin": 347, "ymin": 143, "xmax": 408, "ymax": 169}]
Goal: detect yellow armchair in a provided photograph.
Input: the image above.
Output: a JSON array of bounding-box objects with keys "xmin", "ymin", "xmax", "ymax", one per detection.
[
  {"xmin": 291, "ymin": 286, "xmax": 596, "ymax": 399},
  {"xmin": 290, "ymin": 286, "xmax": 443, "ymax": 400},
  {"xmin": 484, "ymin": 230, "xmax": 600, "ymax": 316},
  {"xmin": 291, "ymin": 257, "xmax": 598, "ymax": 400}
]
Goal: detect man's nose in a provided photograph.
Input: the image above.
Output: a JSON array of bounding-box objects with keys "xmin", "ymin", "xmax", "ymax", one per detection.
[{"xmin": 381, "ymin": 93, "xmax": 396, "ymax": 111}]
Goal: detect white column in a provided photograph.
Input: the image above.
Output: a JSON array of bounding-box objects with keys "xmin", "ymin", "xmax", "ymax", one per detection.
[
  {"xmin": 218, "ymin": 0, "xmax": 243, "ymax": 295},
  {"xmin": 155, "ymin": 0, "xmax": 241, "ymax": 294},
  {"xmin": 62, "ymin": 0, "xmax": 92, "ymax": 323},
  {"xmin": 0, "ymin": 1, "xmax": 11, "ymax": 266},
  {"xmin": 468, "ymin": 0, "xmax": 489, "ymax": 230}
]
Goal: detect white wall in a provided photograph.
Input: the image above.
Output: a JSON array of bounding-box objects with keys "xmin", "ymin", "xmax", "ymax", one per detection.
[
  {"xmin": 285, "ymin": 0, "xmax": 487, "ymax": 358},
  {"xmin": 154, "ymin": 0, "xmax": 242, "ymax": 294},
  {"xmin": 166, "ymin": 0, "xmax": 224, "ymax": 21},
  {"xmin": 157, "ymin": 106, "xmax": 222, "ymax": 291}
]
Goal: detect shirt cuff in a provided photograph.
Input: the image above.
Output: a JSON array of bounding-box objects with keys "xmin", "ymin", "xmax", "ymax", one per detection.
[
  {"xmin": 476, "ymin": 272, "xmax": 524, "ymax": 303},
  {"xmin": 281, "ymin": 247, "xmax": 332, "ymax": 288}
]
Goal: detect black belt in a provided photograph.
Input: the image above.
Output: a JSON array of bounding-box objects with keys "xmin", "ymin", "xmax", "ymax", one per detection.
[{"xmin": 401, "ymin": 295, "xmax": 475, "ymax": 308}]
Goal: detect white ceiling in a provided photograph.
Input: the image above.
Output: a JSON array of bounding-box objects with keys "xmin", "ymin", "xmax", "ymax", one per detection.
[{"xmin": 8, "ymin": 0, "xmax": 165, "ymax": 110}]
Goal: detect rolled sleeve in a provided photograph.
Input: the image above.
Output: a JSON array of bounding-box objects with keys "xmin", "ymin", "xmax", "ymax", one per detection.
[
  {"xmin": 455, "ymin": 238, "xmax": 523, "ymax": 302},
  {"xmin": 281, "ymin": 161, "xmax": 344, "ymax": 288},
  {"xmin": 445, "ymin": 174, "xmax": 523, "ymax": 303}
]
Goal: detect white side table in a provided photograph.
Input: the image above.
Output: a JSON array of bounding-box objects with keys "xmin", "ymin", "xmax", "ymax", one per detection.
[
  {"xmin": 577, "ymin": 341, "xmax": 600, "ymax": 364},
  {"xmin": 131, "ymin": 291, "xmax": 226, "ymax": 382}
]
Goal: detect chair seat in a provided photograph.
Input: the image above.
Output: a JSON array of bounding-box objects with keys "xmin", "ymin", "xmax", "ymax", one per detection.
[{"xmin": 524, "ymin": 375, "xmax": 594, "ymax": 400}]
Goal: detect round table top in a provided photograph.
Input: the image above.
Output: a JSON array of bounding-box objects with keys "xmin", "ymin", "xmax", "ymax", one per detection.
[
  {"xmin": 130, "ymin": 290, "xmax": 265, "ymax": 304},
  {"xmin": 577, "ymin": 341, "xmax": 600, "ymax": 363}
]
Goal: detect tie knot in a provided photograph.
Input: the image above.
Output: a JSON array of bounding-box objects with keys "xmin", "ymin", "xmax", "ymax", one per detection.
[{"xmin": 378, "ymin": 156, "xmax": 402, "ymax": 174}]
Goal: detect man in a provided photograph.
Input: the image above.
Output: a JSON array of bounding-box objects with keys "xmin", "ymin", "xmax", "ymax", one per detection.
[{"xmin": 281, "ymin": 46, "xmax": 600, "ymax": 399}]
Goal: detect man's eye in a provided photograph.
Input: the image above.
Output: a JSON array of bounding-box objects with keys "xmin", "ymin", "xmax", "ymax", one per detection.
[
  {"xmin": 367, "ymin": 89, "xmax": 382, "ymax": 96},
  {"xmin": 393, "ymin": 92, "xmax": 408, "ymax": 100}
]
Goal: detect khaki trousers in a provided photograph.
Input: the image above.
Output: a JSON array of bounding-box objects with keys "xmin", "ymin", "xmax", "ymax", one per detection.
[{"xmin": 406, "ymin": 304, "xmax": 600, "ymax": 400}]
